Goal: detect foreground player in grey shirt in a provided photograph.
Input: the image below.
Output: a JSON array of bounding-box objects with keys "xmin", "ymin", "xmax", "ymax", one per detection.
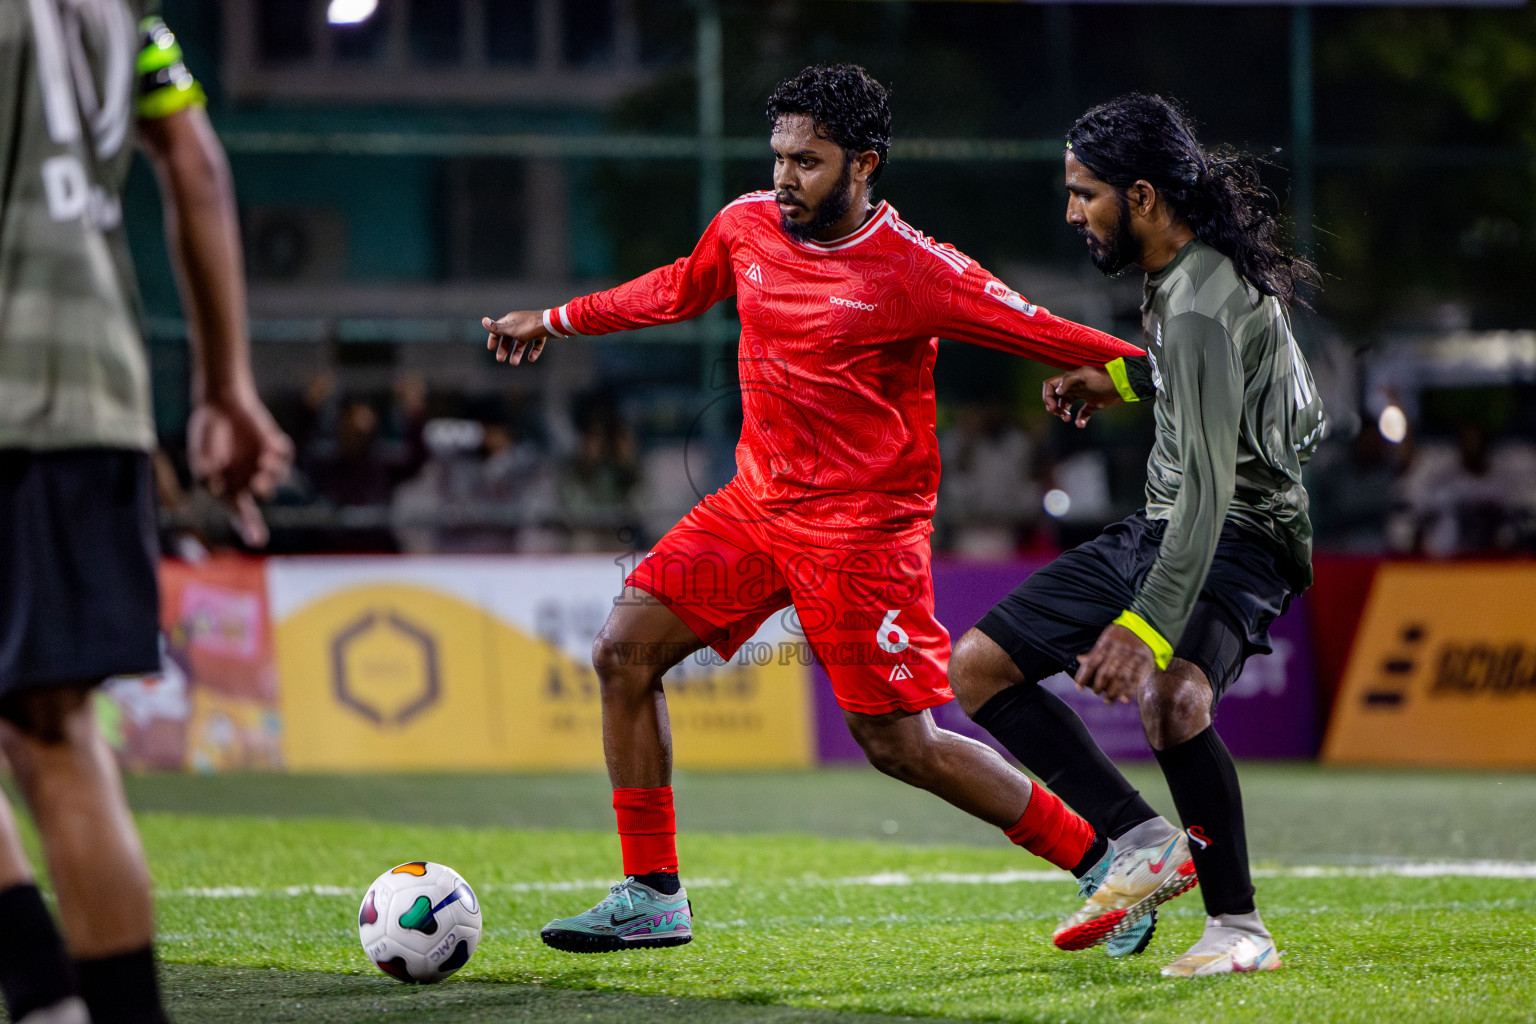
[
  {"xmin": 951, "ymin": 93, "xmax": 1324, "ymax": 976},
  {"xmin": 1, "ymin": 4, "xmax": 289, "ymax": 1019}
]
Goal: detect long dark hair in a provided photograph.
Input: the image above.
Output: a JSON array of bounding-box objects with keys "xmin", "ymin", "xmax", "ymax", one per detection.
[
  {"xmin": 766, "ymin": 64, "xmax": 892, "ymax": 185},
  {"xmin": 1066, "ymin": 93, "xmax": 1319, "ymax": 307}
]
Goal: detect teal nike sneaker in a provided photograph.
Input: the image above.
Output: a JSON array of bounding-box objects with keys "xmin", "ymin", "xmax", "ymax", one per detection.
[
  {"xmin": 1076, "ymin": 848, "xmax": 1158, "ymax": 957},
  {"xmin": 540, "ymin": 877, "xmax": 693, "ymax": 953}
]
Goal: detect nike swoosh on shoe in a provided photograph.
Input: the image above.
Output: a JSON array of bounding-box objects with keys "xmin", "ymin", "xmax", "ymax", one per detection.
[
  {"xmin": 1147, "ymin": 837, "xmax": 1180, "ymax": 874},
  {"xmin": 1234, "ymin": 947, "xmax": 1274, "ymax": 973}
]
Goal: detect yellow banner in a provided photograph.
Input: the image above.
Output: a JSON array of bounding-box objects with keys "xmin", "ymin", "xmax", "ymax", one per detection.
[
  {"xmin": 1323, "ymin": 563, "xmax": 1536, "ymax": 768},
  {"xmin": 270, "ymin": 558, "xmax": 812, "ymax": 771}
]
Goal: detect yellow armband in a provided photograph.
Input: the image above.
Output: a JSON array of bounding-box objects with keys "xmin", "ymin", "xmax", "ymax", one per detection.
[
  {"xmin": 136, "ymin": 17, "xmax": 206, "ymax": 119},
  {"xmin": 1112, "ymin": 609, "xmax": 1173, "ymax": 670},
  {"xmin": 1106, "ymin": 357, "xmax": 1142, "ymax": 403}
]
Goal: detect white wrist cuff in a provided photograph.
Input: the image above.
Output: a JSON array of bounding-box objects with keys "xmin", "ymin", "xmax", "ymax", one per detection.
[
  {"xmin": 543, "ymin": 304, "xmax": 578, "ymax": 337},
  {"xmin": 541, "ymin": 308, "xmax": 566, "ymax": 338}
]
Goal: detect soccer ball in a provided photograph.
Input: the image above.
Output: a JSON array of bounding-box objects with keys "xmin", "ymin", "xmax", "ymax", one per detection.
[{"xmin": 358, "ymin": 861, "xmax": 482, "ymax": 983}]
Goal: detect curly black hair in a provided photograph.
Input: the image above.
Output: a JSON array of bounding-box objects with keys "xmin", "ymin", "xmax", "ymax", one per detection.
[
  {"xmin": 1067, "ymin": 93, "xmax": 1319, "ymax": 307},
  {"xmin": 765, "ymin": 64, "xmax": 892, "ymax": 185}
]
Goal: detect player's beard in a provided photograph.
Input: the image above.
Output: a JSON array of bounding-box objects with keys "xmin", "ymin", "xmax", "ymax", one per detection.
[
  {"xmin": 779, "ymin": 155, "xmax": 855, "ymax": 242},
  {"xmin": 1079, "ymin": 193, "xmax": 1140, "ymax": 277}
]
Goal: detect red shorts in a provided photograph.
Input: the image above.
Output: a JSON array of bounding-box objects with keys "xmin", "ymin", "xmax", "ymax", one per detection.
[{"xmin": 626, "ymin": 482, "xmax": 953, "ymax": 715}]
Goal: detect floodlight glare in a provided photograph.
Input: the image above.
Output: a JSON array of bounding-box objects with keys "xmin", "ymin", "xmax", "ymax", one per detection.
[
  {"xmin": 1043, "ymin": 489, "xmax": 1071, "ymax": 519},
  {"xmin": 1378, "ymin": 405, "xmax": 1408, "ymax": 444},
  {"xmin": 327, "ymin": 0, "xmax": 378, "ymax": 26}
]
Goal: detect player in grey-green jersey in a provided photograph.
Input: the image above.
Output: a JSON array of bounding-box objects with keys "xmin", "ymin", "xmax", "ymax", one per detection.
[
  {"xmin": 0, "ymin": 0, "xmax": 200, "ymax": 450},
  {"xmin": 950, "ymin": 94, "xmax": 1326, "ymax": 979},
  {"xmin": 1134, "ymin": 237, "xmax": 1326, "ymax": 651},
  {"xmin": 1, "ymin": 4, "xmax": 288, "ymax": 1021}
]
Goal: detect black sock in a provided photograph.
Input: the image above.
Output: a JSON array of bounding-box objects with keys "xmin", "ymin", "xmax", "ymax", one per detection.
[
  {"xmin": 633, "ymin": 872, "xmax": 681, "ymax": 896},
  {"xmin": 75, "ymin": 946, "xmax": 169, "ymax": 1024},
  {"xmin": 972, "ymin": 683, "xmax": 1158, "ymax": 839},
  {"xmin": 1071, "ymin": 832, "xmax": 1109, "ymax": 879},
  {"xmin": 1153, "ymin": 726, "xmax": 1256, "ymax": 917},
  {"xmin": 0, "ymin": 883, "xmax": 76, "ymax": 1019}
]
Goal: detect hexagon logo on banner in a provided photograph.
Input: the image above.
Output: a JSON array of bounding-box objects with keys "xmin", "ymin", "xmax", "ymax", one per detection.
[{"xmin": 330, "ymin": 611, "xmax": 440, "ymax": 726}]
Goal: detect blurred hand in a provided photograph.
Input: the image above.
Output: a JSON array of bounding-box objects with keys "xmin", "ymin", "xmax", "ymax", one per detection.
[
  {"xmin": 483, "ymin": 310, "xmax": 551, "ymax": 365},
  {"xmin": 1074, "ymin": 623, "xmax": 1154, "ymax": 705},
  {"xmin": 187, "ymin": 389, "xmax": 293, "ymax": 548},
  {"xmin": 1043, "ymin": 365, "xmax": 1123, "ymax": 428}
]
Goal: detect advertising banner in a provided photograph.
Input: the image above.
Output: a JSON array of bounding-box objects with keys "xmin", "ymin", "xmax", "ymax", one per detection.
[
  {"xmin": 1323, "ymin": 563, "xmax": 1536, "ymax": 768},
  {"xmin": 267, "ymin": 556, "xmax": 812, "ymax": 771},
  {"xmin": 101, "ymin": 556, "xmax": 281, "ymax": 771},
  {"xmin": 815, "ymin": 559, "xmax": 1320, "ymax": 762}
]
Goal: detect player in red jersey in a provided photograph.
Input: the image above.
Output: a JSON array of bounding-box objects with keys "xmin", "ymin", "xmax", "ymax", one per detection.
[{"xmin": 483, "ymin": 65, "xmax": 1158, "ymax": 955}]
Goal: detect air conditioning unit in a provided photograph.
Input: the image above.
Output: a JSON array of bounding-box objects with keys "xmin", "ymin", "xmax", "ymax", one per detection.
[{"xmin": 244, "ymin": 205, "xmax": 348, "ymax": 282}]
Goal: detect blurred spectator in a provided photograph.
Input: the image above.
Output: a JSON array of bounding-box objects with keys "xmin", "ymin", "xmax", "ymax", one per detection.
[
  {"xmin": 386, "ymin": 371, "xmax": 430, "ymax": 472},
  {"xmin": 1404, "ymin": 424, "xmax": 1515, "ymax": 557},
  {"xmin": 636, "ymin": 443, "xmax": 696, "ymax": 547},
  {"xmin": 560, "ymin": 393, "xmax": 641, "ymax": 550},
  {"xmin": 216, "ymin": 370, "xmax": 1536, "ymax": 559},
  {"xmin": 392, "ymin": 405, "xmax": 565, "ymax": 554},
  {"xmin": 1308, "ymin": 424, "xmax": 1413, "ymax": 554},
  {"xmin": 293, "ymin": 370, "xmax": 342, "ymax": 473},
  {"xmin": 305, "ymin": 399, "xmax": 398, "ymax": 550},
  {"xmin": 391, "ymin": 418, "xmax": 480, "ymax": 554},
  {"xmin": 480, "ymin": 421, "xmax": 540, "ymax": 502},
  {"xmin": 312, "ymin": 400, "xmax": 394, "ymax": 507},
  {"xmin": 479, "ymin": 418, "xmax": 563, "ymax": 551},
  {"xmin": 938, "ymin": 403, "xmax": 1041, "ymax": 558},
  {"xmin": 1496, "ymin": 439, "xmax": 1536, "ymax": 549}
]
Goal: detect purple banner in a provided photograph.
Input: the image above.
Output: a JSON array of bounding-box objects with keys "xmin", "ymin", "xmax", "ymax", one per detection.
[{"xmin": 814, "ymin": 557, "xmax": 1320, "ymax": 762}]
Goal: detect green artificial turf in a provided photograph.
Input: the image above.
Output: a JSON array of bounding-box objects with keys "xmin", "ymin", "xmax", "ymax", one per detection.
[
  {"xmin": 159, "ymin": 964, "xmax": 971, "ymax": 1023},
  {"xmin": 121, "ymin": 763, "xmax": 1536, "ymax": 861},
  {"xmin": 14, "ymin": 766, "xmax": 1534, "ymax": 1023},
  {"xmin": 137, "ymin": 809, "xmax": 1536, "ymax": 1021}
]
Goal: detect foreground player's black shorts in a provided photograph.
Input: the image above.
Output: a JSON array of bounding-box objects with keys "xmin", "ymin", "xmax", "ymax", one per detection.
[
  {"xmin": 974, "ymin": 512, "xmax": 1297, "ymax": 701},
  {"xmin": 0, "ymin": 448, "xmax": 160, "ymax": 697}
]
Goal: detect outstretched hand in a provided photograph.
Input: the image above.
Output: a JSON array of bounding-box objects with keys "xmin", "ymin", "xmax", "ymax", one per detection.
[
  {"xmin": 1074, "ymin": 623, "xmax": 1154, "ymax": 705},
  {"xmin": 187, "ymin": 389, "xmax": 293, "ymax": 548},
  {"xmin": 483, "ymin": 310, "xmax": 551, "ymax": 365},
  {"xmin": 1043, "ymin": 365, "xmax": 1124, "ymax": 428}
]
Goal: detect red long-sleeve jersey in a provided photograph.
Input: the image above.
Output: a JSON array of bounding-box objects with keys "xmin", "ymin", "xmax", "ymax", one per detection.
[{"xmin": 548, "ymin": 192, "xmax": 1142, "ymax": 548}]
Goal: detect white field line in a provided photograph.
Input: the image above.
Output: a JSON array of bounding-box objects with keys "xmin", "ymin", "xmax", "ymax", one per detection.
[
  {"xmin": 168, "ymin": 878, "xmax": 735, "ymax": 899},
  {"xmin": 1257, "ymin": 862, "xmax": 1536, "ymax": 879},
  {"xmin": 163, "ymin": 861, "xmax": 1536, "ymax": 899}
]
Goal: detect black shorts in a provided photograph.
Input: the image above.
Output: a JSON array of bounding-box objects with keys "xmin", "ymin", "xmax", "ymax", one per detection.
[
  {"xmin": 0, "ymin": 449, "xmax": 160, "ymax": 695},
  {"xmin": 975, "ymin": 512, "xmax": 1296, "ymax": 700}
]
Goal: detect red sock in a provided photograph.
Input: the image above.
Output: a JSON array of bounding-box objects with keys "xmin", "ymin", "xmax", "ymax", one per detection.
[
  {"xmin": 612, "ymin": 787, "xmax": 678, "ymax": 875},
  {"xmin": 1004, "ymin": 783, "xmax": 1097, "ymax": 872}
]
